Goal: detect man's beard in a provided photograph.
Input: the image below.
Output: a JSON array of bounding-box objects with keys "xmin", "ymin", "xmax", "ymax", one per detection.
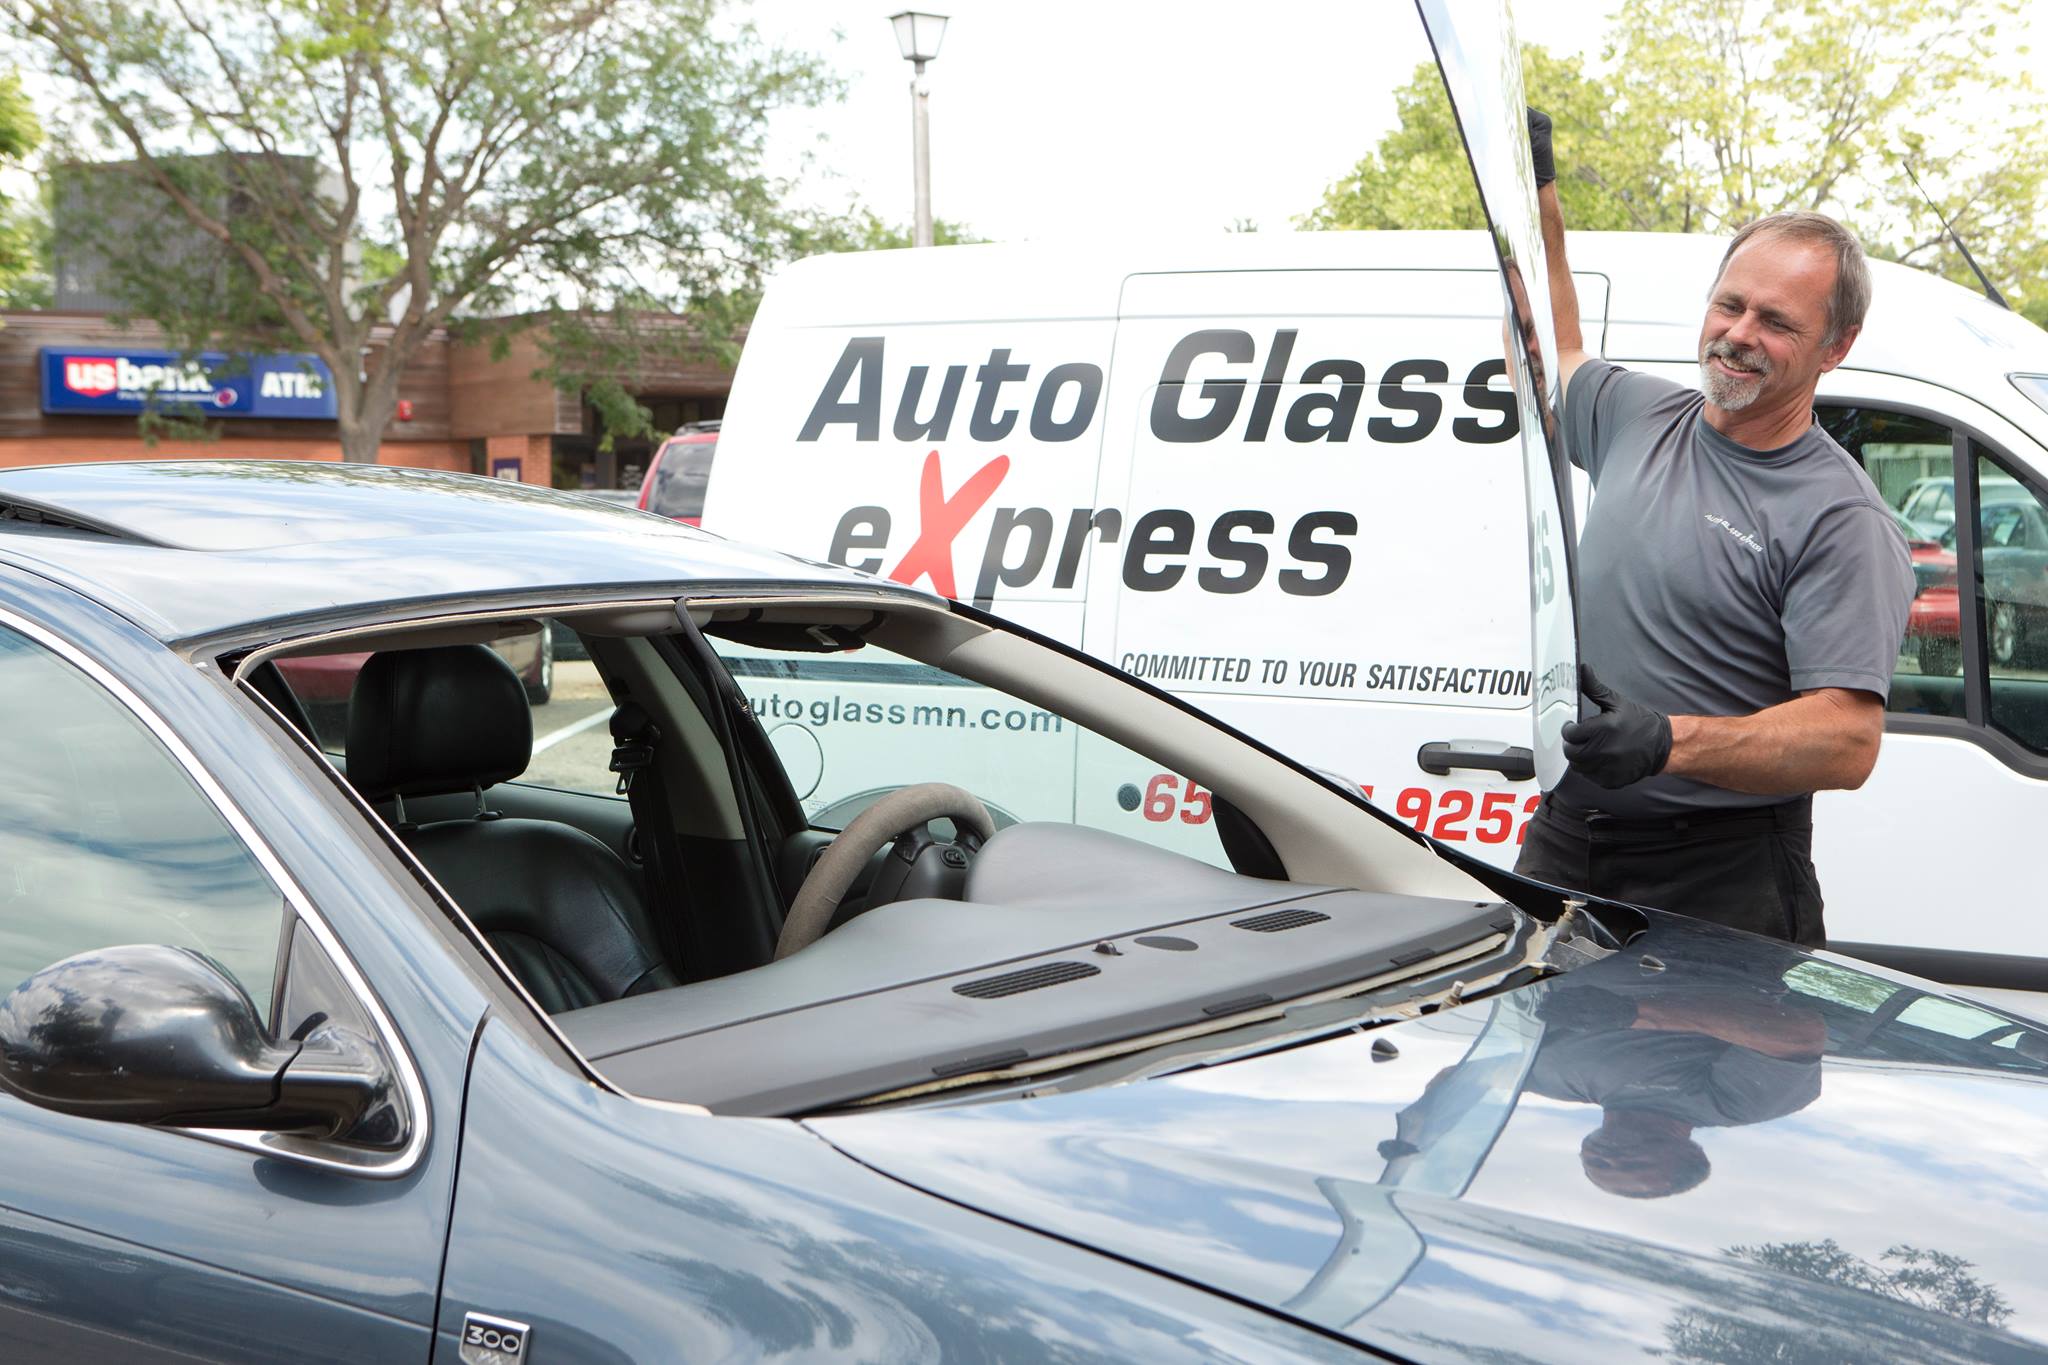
[{"xmin": 1700, "ymin": 337, "xmax": 1771, "ymax": 411}]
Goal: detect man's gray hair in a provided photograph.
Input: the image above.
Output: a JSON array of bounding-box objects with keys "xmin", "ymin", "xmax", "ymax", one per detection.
[{"xmin": 1715, "ymin": 211, "xmax": 1871, "ymax": 348}]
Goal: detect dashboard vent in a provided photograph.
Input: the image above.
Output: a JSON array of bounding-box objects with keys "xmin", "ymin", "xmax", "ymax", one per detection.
[
  {"xmin": 954, "ymin": 961, "xmax": 1101, "ymax": 999},
  {"xmin": 1231, "ymin": 908, "xmax": 1331, "ymax": 933}
]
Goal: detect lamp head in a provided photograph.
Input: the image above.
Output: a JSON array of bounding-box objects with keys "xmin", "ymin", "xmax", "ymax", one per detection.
[{"xmin": 890, "ymin": 11, "xmax": 949, "ymax": 65}]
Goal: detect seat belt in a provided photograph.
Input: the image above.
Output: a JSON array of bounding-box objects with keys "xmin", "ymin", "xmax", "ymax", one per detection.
[
  {"xmin": 670, "ymin": 603, "xmax": 791, "ymax": 944},
  {"xmin": 608, "ymin": 702, "xmax": 695, "ymax": 975}
]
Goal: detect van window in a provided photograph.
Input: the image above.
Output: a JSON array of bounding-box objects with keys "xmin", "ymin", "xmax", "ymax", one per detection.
[
  {"xmin": 1815, "ymin": 406, "xmax": 1963, "ymax": 720},
  {"xmin": 1973, "ymin": 445, "xmax": 2048, "ymax": 755},
  {"xmin": 1824, "ymin": 407, "xmax": 1954, "ymax": 510},
  {"xmin": 2013, "ymin": 374, "xmax": 2048, "ymax": 419},
  {"xmin": 711, "ymin": 637, "xmax": 1230, "ymax": 867}
]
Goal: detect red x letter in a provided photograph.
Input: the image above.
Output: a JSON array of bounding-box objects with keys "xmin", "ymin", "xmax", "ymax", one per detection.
[{"xmin": 888, "ymin": 450, "xmax": 1010, "ymax": 598}]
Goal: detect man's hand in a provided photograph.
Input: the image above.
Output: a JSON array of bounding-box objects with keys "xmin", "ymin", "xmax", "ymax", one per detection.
[
  {"xmin": 1527, "ymin": 107, "xmax": 1588, "ymax": 392},
  {"xmin": 1527, "ymin": 107, "xmax": 1556, "ymax": 187},
  {"xmin": 1564, "ymin": 666, "xmax": 1672, "ymax": 789}
]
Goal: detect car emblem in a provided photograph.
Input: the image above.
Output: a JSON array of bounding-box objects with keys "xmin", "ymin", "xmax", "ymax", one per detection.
[{"xmin": 460, "ymin": 1312, "xmax": 532, "ymax": 1364}]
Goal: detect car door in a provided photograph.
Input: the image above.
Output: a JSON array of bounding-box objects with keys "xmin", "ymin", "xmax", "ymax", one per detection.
[
  {"xmin": 1797, "ymin": 374, "xmax": 2048, "ymax": 983},
  {"xmin": 0, "ymin": 585, "xmax": 465, "ymax": 1362},
  {"xmin": 1415, "ymin": 0, "xmax": 1579, "ymax": 788}
]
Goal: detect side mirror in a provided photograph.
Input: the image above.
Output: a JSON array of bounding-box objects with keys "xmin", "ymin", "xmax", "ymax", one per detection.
[{"xmin": 0, "ymin": 944, "xmax": 400, "ymax": 1147}]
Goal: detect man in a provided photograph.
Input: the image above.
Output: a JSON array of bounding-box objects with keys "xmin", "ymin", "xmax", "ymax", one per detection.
[
  {"xmin": 1515, "ymin": 110, "xmax": 1914, "ymax": 945},
  {"xmin": 1381, "ymin": 965, "xmax": 1824, "ymax": 1201},
  {"xmin": 1527, "ymin": 977, "xmax": 1824, "ymax": 1199}
]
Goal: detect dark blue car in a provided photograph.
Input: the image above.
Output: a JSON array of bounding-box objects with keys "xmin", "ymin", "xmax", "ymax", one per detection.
[{"xmin": 0, "ymin": 459, "xmax": 2043, "ymax": 1363}]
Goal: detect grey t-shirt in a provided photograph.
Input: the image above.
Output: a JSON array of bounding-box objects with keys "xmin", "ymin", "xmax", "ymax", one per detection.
[{"xmin": 1555, "ymin": 360, "xmax": 1914, "ymax": 817}]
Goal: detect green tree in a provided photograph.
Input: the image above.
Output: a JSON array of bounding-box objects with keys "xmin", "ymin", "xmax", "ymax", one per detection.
[
  {"xmin": 0, "ymin": 71, "xmax": 41, "ymax": 306},
  {"xmin": 1308, "ymin": 1, "xmax": 2048, "ymax": 326},
  {"xmin": 11, "ymin": 0, "xmax": 833, "ymax": 462},
  {"xmin": 559, "ymin": 205, "xmax": 985, "ymax": 451},
  {"xmin": 788, "ymin": 204, "xmax": 985, "ymax": 255},
  {"xmin": 1304, "ymin": 46, "xmax": 1673, "ymax": 233},
  {"xmin": 1663, "ymin": 1239, "xmax": 2012, "ymax": 1363}
]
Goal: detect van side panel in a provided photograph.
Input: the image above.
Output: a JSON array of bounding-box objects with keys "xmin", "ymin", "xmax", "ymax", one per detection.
[{"xmin": 1086, "ymin": 268, "xmax": 1547, "ymax": 846}]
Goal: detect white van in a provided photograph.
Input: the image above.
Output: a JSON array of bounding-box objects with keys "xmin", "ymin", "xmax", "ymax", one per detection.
[{"xmin": 706, "ymin": 229, "xmax": 2048, "ymax": 991}]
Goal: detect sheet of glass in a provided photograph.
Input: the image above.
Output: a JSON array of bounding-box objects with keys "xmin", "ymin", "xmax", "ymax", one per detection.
[{"xmin": 1413, "ymin": 0, "xmax": 1579, "ymax": 787}]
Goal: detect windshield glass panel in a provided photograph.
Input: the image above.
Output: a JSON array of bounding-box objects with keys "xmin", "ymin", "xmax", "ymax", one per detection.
[
  {"xmin": 2011, "ymin": 374, "xmax": 2048, "ymax": 419},
  {"xmin": 649, "ymin": 439, "xmax": 716, "ymax": 520}
]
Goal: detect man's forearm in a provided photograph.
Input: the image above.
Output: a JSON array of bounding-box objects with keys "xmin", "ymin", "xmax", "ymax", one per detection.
[
  {"xmin": 1536, "ymin": 183, "xmax": 1584, "ymax": 355},
  {"xmin": 1664, "ymin": 690, "xmax": 1884, "ymax": 795}
]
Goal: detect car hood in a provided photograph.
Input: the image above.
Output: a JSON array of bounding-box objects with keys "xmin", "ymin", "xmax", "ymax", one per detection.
[{"xmin": 812, "ymin": 916, "xmax": 2048, "ymax": 1363}]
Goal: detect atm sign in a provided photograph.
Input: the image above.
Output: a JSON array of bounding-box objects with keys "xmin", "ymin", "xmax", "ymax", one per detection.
[{"xmin": 39, "ymin": 348, "xmax": 338, "ymax": 420}]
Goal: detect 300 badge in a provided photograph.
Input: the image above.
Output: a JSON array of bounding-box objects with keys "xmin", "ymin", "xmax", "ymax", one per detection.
[{"xmin": 460, "ymin": 1312, "xmax": 531, "ymax": 1365}]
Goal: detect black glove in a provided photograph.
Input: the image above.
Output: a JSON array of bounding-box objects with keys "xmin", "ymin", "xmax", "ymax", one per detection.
[
  {"xmin": 1527, "ymin": 107, "xmax": 1556, "ymax": 188},
  {"xmin": 1563, "ymin": 665, "xmax": 1672, "ymax": 789}
]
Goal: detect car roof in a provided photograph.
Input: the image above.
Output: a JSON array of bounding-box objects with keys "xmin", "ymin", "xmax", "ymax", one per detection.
[{"xmin": 0, "ymin": 461, "xmax": 914, "ymax": 646}]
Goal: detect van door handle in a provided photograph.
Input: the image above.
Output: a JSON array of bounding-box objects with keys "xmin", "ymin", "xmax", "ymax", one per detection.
[{"xmin": 1417, "ymin": 742, "xmax": 1535, "ymax": 782}]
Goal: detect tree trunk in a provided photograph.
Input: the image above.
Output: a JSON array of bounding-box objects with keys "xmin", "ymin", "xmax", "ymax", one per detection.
[
  {"xmin": 338, "ymin": 416, "xmax": 383, "ymax": 464},
  {"xmin": 337, "ymin": 353, "xmax": 401, "ymax": 464}
]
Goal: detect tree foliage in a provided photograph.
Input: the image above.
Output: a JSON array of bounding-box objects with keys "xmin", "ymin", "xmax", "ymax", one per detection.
[
  {"xmin": 561, "ymin": 206, "xmax": 984, "ymax": 451},
  {"xmin": 1663, "ymin": 1239, "xmax": 2012, "ymax": 1363},
  {"xmin": 1307, "ymin": 0, "xmax": 2048, "ymax": 326},
  {"xmin": 787, "ymin": 204, "xmax": 984, "ymax": 255},
  {"xmin": 0, "ymin": 71, "xmax": 42, "ymax": 305},
  {"xmin": 10, "ymin": 0, "xmax": 833, "ymax": 461}
]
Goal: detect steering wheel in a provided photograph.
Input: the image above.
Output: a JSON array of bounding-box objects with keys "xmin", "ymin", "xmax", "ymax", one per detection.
[{"xmin": 776, "ymin": 783, "xmax": 995, "ymax": 960}]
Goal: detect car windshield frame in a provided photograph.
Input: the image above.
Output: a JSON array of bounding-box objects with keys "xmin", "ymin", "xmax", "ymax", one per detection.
[{"xmin": 220, "ymin": 587, "xmax": 1583, "ymax": 1115}]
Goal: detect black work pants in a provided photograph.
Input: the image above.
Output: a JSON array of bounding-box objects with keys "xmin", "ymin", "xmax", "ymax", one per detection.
[{"xmin": 1513, "ymin": 794, "xmax": 1824, "ymax": 946}]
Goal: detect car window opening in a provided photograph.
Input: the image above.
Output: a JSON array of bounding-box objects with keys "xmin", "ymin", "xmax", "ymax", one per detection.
[{"xmin": 233, "ymin": 596, "xmax": 1582, "ymax": 1118}]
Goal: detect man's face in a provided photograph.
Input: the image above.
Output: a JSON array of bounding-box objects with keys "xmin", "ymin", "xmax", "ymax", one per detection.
[{"xmin": 1697, "ymin": 235, "xmax": 1857, "ymax": 415}]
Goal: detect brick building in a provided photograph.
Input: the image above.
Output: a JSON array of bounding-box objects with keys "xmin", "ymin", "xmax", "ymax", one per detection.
[{"xmin": 0, "ymin": 310, "xmax": 734, "ymax": 489}]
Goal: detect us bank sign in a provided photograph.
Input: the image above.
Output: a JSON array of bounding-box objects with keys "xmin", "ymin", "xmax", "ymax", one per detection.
[{"xmin": 39, "ymin": 348, "xmax": 339, "ymax": 420}]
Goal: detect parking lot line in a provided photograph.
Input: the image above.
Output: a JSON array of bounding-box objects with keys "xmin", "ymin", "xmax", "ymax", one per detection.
[{"xmin": 533, "ymin": 705, "xmax": 616, "ymax": 755}]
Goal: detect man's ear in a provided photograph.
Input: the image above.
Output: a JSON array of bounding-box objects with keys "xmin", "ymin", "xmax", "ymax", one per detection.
[{"xmin": 1818, "ymin": 323, "xmax": 1861, "ymax": 373}]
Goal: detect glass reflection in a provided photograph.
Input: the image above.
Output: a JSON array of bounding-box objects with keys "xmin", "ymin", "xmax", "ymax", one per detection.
[
  {"xmin": 1385, "ymin": 978, "xmax": 1823, "ymax": 1202},
  {"xmin": 1413, "ymin": 0, "xmax": 1578, "ymax": 781},
  {"xmin": 0, "ymin": 628, "xmax": 285, "ymax": 1012}
]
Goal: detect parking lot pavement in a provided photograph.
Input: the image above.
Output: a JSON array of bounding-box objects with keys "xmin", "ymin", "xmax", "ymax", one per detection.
[{"xmin": 522, "ymin": 662, "xmax": 620, "ymax": 795}]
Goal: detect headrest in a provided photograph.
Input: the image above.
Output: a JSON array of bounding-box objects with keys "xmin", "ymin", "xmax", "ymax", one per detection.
[{"xmin": 345, "ymin": 645, "xmax": 532, "ymax": 801}]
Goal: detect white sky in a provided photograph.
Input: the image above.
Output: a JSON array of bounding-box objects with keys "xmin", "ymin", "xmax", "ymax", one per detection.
[
  {"xmin": 751, "ymin": 1, "xmax": 1615, "ymax": 242},
  {"xmin": 753, "ymin": 0, "xmax": 2039, "ymax": 246}
]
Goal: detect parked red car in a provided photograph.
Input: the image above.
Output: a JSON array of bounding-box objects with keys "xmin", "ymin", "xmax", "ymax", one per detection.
[
  {"xmin": 1898, "ymin": 500, "xmax": 2048, "ymax": 674},
  {"xmin": 636, "ymin": 421, "xmax": 719, "ymax": 525},
  {"xmin": 1897, "ymin": 509, "xmax": 1961, "ymax": 675},
  {"xmin": 276, "ymin": 628, "xmax": 554, "ymax": 706}
]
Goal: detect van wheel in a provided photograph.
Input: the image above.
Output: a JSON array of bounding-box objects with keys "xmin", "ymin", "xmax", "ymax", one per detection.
[
  {"xmin": 1917, "ymin": 637, "xmax": 1960, "ymax": 676},
  {"xmin": 1990, "ymin": 602, "xmax": 2023, "ymax": 670}
]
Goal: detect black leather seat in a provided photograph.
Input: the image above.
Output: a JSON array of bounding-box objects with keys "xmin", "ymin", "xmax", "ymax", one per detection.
[{"xmin": 347, "ymin": 645, "xmax": 680, "ymax": 1012}]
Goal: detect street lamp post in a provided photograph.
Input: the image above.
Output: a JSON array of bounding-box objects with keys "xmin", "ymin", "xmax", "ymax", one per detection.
[{"xmin": 890, "ymin": 11, "xmax": 949, "ymax": 248}]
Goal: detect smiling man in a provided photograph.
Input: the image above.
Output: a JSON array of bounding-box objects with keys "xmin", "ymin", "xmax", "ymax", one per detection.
[{"xmin": 1513, "ymin": 110, "xmax": 1914, "ymax": 945}]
